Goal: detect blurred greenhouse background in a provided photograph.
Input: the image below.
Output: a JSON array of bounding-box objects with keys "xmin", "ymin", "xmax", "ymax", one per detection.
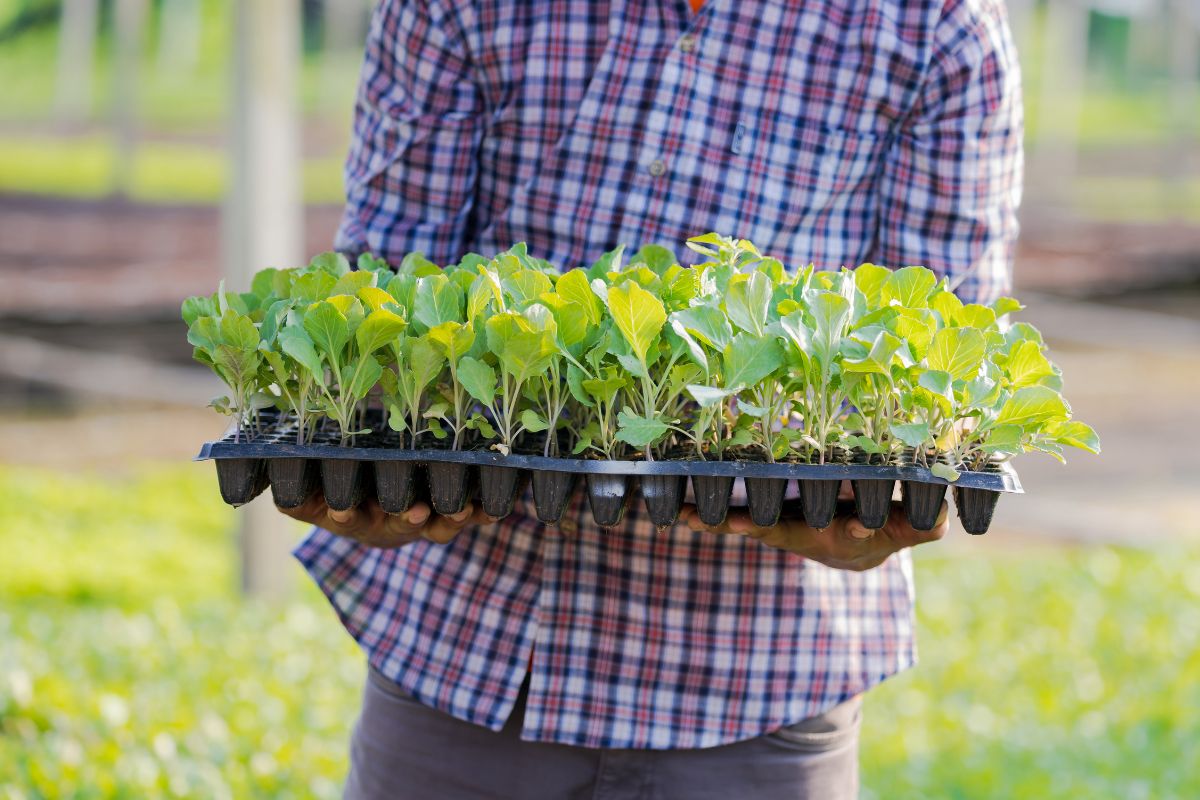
[{"xmin": 0, "ymin": 0, "xmax": 1198, "ymax": 797}]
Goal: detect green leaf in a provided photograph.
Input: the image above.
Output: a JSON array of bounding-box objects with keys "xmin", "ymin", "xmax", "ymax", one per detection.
[
  {"xmin": 663, "ymin": 267, "xmax": 698, "ymax": 309},
  {"xmin": 927, "ymin": 327, "xmax": 986, "ymax": 381},
  {"xmin": 606, "ymin": 281, "xmax": 666, "ymax": 364},
  {"xmin": 1045, "ymin": 420, "xmax": 1101, "ymax": 454},
  {"xmin": 355, "ymin": 308, "xmax": 408, "ymax": 355},
  {"xmin": 302, "ymin": 301, "xmax": 350, "ymax": 359},
  {"xmin": 737, "ymin": 399, "xmax": 771, "ymax": 418},
  {"xmin": 891, "ymin": 421, "xmax": 931, "ymax": 448},
  {"xmin": 427, "ymin": 417, "xmax": 448, "ymax": 439},
  {"xmin": 614, "ymin": 409, "xmax": 671, "ymax": 448},
  {"xmin": 918, "ymin": 369, "xmax": 954, "ymax": 403},
  {"xmin": 616, "ymin": 352, "xmax": 648, "ymax": 379},
  {"xmin": 725, "ymin": 271, "xmax": 773, "ymax": 336},
  {"xmin": 290, "ymin": 271, "xmax": 333, "ymax": 304},
  {"xmin": 413, "ymin": 275, "xmax": 464, "ymax": 331},
  {"xmin": 844, "ymin": 434, "xmax": 884, "ymax": 455},
  {"xmin": 427, "ymin": 321, "xmax": 476, "ymax": 360},
  {"xmin": 504, "ymin": 269, "xmax": 554, "ymax": 306},
  {"xmin": 456, "ymin": 356, "xmax": 497, "ymax": 406},
  {"xmin": 357, "ymin": 286, "xmax": 396, "ymax": 313},
  {"xmin": 882, "ymin": 266, "xmax": 937, "ymax": 308},
  {"xmin": 686, "ymin": 385, "xmax": 733, "ymax": 408},
  {"xmin": 809, "ymin": 291, "xmax": 851, "ymax": 364},
  {"xmin": 980, "ymin": 423, "xmax": 1023, "ymax": 455},
  {"xmin": 467, "ymin": 268, "xmax": 504, "ymax": 320},
  {"xmin": 671, "ymin": 305, "xmax": 733, "ymax": 351},
  {"xmin": 556, "ymin": 268, "xmax": 602, "ymax": 325},
  {"xmin": 408, "ymin": 336, "xmax": 447, "ymax": 392},
  {"xmin": 894, "ymin": 309, "xmax": 937, "ymax": 359},
  {"xmin": 843, "ymin": 331, "xmax": 903, "ymax": 375},
  {"xmin": 277, "ymin": 326, "xmax": 324, "ymax": 379},
  {"xmin": 467, "ymin": 413, "xmax": 497, "ymax": 439},
  {"xmin": 581, "ymin": 373, "xmax": 627, "ymax": 404},
  {"xmin": 330, "ymin": 271, "xmax": 375, "ymax": 297},
  {"xmin": 853, "ymin": 263, "xmax": 891, "ymax": 308},
  {"xmin": 181, "ymin": 295, "xmax": 216, "ymax": 327},
  {"xmin": 486, "ymin": 312, "xmax": 556, "ymax": 379},
  {"xmin": 520, "ymin": 409, "xmax": 549, "ymax": 433},
  {"xmin": 1004, "ymin": 339, "xmax": 1055, "ymax": 389},
  {"xmin": 398, "ymin": 252, "xmax": 441, "ymax": 277},
  {"xmin": 956, "ymin": 304, "xmax": 997, "ymax": 330},
  {"xmin": 992, "ymin": 296, "xmax": 1024, "ymax": 317},
  {"xmin": 996, "ymin": 386, "xmax": 1070, "ymax": 429},
  {"xmin": 342, "ymin": 356, "xmax": 380, "ymax": 401},
  {"xmin": 930, "ymin": 462, "xmax": 961, "ymax": 482},
  {"xmin": 722, "ymin": 333, "xmax": 784, "ymax": 390},
  {"xmin": 308, "ymin": 252, "xmax": 351, "ymax": 276},
  {"xmin": 630, "ymin": 244, "xmax": 677, "ymax": 276},
  {"xmin": 219, "ymin": 312, "xmax": 259, "ymax": 352},
  {"xmin": 930, "ymin": 289, "xmax": 964, "ymax": 326}
]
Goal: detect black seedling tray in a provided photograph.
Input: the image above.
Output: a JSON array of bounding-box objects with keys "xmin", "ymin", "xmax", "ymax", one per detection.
[{"xmin": 197, "ymin": 423, "xmax": 1022, "ymax": 535}]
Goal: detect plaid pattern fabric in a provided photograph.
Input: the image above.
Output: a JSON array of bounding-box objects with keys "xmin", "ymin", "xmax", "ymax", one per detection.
[{"xmin": 298, "ymin": 0, "xmax": 1022, "ymax": 748}]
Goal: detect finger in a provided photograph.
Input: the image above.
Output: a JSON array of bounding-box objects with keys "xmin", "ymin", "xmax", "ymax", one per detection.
[
  {"xmin": 327, "ymin": 504, "xmax": 359, "ymax": 527},
  {"xmin": 678, "ymin": 504, "xmax": 703, "ymax": 532},
  {"xmin": 276, "ymin": 494, "xmax": 327, "ymax": 524},
  {"xmin": 378, "ymin": 501, "xmax": 432, "ymax": 541},
  {"xmin": 837, "ymin": 479, "xmax": 854, "ymax": 500},
  {"xmin": 885, "ymin": 500, "xmax": 950, "ymax": 548},
  {"xmin": 845, "ymin": 516, "xmax": 877, "ymax": 540},
  {"xmin": 423, "ymin": 502, "xmax": 479, "ymax": 544}
]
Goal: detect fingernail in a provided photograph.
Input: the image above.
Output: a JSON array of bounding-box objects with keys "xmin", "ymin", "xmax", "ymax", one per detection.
[
  {"xmin": 486, "ymin": 515, "xmax": 500, "ymax": 523},
  {"xmin": 405, "ymin": 508, "xmax": 429, "ymax": 525},
  {"xmin": 329, "ymin": 509, "xmax": 352, "ymax": 524},
  {"xmin": 729, "ymin": 517, "xmax": 751, "ymax": 534},
  {"xmin": 449, "ymin": 509, "xmax": 470, "ymax": 523},
  {"xmin": 849, "ymin": 523, "xmax": 874, "ymax": 540}
]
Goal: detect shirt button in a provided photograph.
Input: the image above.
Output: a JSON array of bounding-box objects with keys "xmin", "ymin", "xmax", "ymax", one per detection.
[
  {"xmin": 647, "ymin": 159, "xmax": 667, "ymax": 177},
  {"xmin": 679, "ymin": 34, "xmax": 697, "ymax": 54}
]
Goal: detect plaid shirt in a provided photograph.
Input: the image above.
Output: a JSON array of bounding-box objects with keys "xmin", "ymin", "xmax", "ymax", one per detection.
[{"xmin": 296, "ymin": 0, "xmax": 1022, "ymax": 749}]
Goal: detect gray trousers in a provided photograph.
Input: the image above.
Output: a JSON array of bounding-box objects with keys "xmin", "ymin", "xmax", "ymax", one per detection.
[{"xmin": 345, "ymin": 667, "xmax": 861, "ymax": 800}]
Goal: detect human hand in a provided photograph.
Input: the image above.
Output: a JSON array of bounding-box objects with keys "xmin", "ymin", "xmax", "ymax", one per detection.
[
  {"xmin": 679, "ymin": 494, "xmax": 948, "ymax": 572},
  {"xmin": 277, "ymin": 495, "xmax": 494, "ymax": 548}
]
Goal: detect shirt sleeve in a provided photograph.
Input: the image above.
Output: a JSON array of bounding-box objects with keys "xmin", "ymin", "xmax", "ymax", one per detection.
[
  {"xmin": 874, "ymin": 0, "xmax": 1023, "ymax": 305},
  {"xmin": 335, "ymin": 0, "xmax": 483, "ymax": 266}
]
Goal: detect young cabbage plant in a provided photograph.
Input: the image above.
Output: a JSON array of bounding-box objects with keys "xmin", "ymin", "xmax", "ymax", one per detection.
[
  {"xmin": 605, "ymin": 280, "xmax": 693, "ymax": 460},
  {"xmin": 262, "ymin": 316, "xmax": 327, "ymax": 444},
  {"xmin": 184, "ymin": 288, "xmax": 268, "ymax": 442},
  {"xmin": 775, "ymin": 287, "xmax": 854, "ymax": 464},
  {"xmin": 458, "ymin": 309, "xmax": 557, "ymax": 455},
  {"xmin": 403, "ymin": 272, "xmax": 481, "ymax": 448},
  {"xmin": 566, "ymin": 320, "xmax": 631, "ymax": 460},
  {"xmin": 303, "ymin": 288, "xmax": 408, "ymax": 445},
  {"xmin": 379, "ymin": 334, "xmax": 446, "ymax": 448},
  {"xmin": 841, "ymin": 324, "xmax": 910, "ymax": 463},
  {"xmin": 670, "ymin": 302, "xmax": 737, "ymax": 459},
  {"xmin": 529, "ymin": 274, "xmax": 603, "ymax": 455},
  {"xmin": 948, "ymin": 323, "xmax": 1099, "ymax": 473}
]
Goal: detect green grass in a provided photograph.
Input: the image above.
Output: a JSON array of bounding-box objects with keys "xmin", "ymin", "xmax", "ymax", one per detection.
[
  {"xmin": 0, "ymin": 134, "xmax": 345, "ymax": 204},
  {"xmin": 1, "ymin": 464, "xmax": 1197, "ymax": 797}
]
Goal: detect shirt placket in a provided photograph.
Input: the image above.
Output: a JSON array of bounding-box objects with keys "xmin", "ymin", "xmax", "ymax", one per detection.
[{"xmin": 621, "ymin": 4, "xmax": 711, "ymax": 244}]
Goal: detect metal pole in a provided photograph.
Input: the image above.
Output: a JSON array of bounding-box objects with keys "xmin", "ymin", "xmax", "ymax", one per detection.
[
  {"xmin": 112, "ymin": 0, "xmax": 147, "ymax": 198},
  {"xmin": 224, "ymin": 0, "xmax": 304, "ymax": 598},
  {"xmin": 1030, "ymin": 0, "xmax": 1090, "ymax": 212},
  {"xmin": 54, "ymin": 0, "xmax": 100, "ymax": 123},
  {"xmin": 1165, "ymin": 0, "xmax": 1198, "ymax": 219}
]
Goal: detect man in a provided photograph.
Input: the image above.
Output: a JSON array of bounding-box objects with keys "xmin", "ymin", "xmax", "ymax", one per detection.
[{"xmin": 283, "ymin": 0, "xmax": 1022, "ymax": 796}]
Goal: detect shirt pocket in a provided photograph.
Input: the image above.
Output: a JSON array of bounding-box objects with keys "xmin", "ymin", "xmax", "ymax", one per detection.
[{"xmin": 725, "ymin": 124, "xmax": 884, "ymax": 260}]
